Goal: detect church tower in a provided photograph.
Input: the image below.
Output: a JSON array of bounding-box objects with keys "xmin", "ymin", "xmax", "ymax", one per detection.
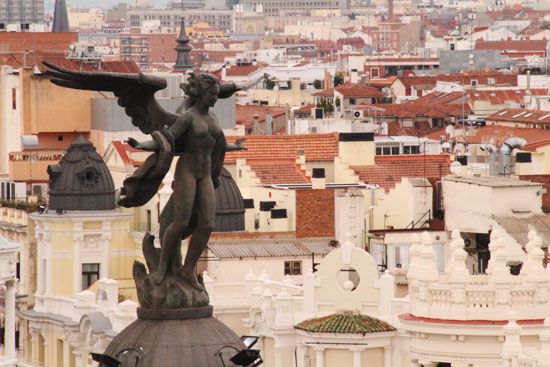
[
  {"xmin": 52, "ymin": 0, "xmax": 69, "ymax": 32},
  {"xmin": 174, "ymin": 17, "xmax": 193, "ymax": 71}
]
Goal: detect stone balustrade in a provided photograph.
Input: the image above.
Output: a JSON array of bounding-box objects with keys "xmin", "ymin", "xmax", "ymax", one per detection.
[{"xmin": 408, "ymin": 229, "xmax": 550, "ymax": 321}]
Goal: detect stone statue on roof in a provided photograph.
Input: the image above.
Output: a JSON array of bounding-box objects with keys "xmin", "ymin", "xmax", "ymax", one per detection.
[{"xmin": 44, "ymin": 62, "xmax": 264, "ymax": 311}]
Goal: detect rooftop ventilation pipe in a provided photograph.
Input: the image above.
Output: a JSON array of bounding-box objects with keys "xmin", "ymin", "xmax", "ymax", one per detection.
[{"xmin": 499, "ymin": 137, "xmax": 526, "ymax": 176}]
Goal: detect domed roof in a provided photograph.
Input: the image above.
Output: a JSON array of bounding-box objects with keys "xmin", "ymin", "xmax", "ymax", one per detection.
[
  {"xmin": 295, "ymin": 312, "xmax": 396, "ymax": 334},
  {"xmin": 47, "ymin": 136, "xmax": 115, "ymax": 211},
  {"xmin": 215, "ymin": 167, "xmax": 244, "ymax": 232}
]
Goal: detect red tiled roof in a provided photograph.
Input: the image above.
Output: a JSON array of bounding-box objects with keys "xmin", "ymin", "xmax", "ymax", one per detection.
[
  {"xmin": 235, "ymin": 104, "xmax": 288, "ymax": 128},
  {"xmin": 523, "ymin": 139, "xmax": 550, "ymax": 152},
  {"xmin": 361, "ymin": 99, "xmax": 469, "ymax": 121},
  {"xmin": 385, "ymin": 121, "xmax": 436, "ymax": 137},
  {"xmin": 415, "ymin": 91, "xmax": 465, "ymax": 105},
  {"xmin": 0, "ymin": 51, "xmax": 141, "ymax": 73},
  {"xmin": 225, "ymin": 134, "xmax": 339, "ymax": 164},
  {"xmin": 111, "ymin": 141, "xmax": 144, "ymax": 166},
  {"xmin": 487, "ymin": 108, "xmax": 550, "ymax": 125},
  {"xmin": 294, "ymin": 103, "xmax": 316, "ymax": 116},
  {"xmin": 399, "ymin": 313, "xmax": 544, "ymax": 326},
  {"xmin": 335, "ymin": 83, "xmax": 384, "ymax": 98},
  {"xmin": 394, "ymin": 72, "xmax": 517, "ymax": 88},
  {"xmin": 426, "ymin": 125, "xmax": 550, "ymax": 145},
  {"xmin": 350, "ymin": 155, "xmax": 451, "ymax": 190},
  {"xmin": 225, "ymin": 63, "xmax": 267, "ymax": 77},
  {"xmin": 366, "ymin": 77, "xmax": 397, "ymax": 88},
  {"xmin": 475, "ymin": 39, "xmax": 548, "ymax": 52},
  {"xmin": 0, "ymin": 32, "xmax": 77, "ymax": 53},
  {"xmin": 468, "ymin": 88, "xmax": 547, "ymax": 105},
  {"xmin": 312, "ymin": 87, "xmax": 334, "ymax": 97},
  {"xmin": 247, "ymin": 158, "xmax": 310, "ymax": 184}
]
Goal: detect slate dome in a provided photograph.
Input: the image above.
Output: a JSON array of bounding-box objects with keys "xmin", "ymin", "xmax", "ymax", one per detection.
[
  {"xmin": 215, "ymin": 167, "xmax": 245, "ymax": 232},
  {"xmin": 47, "ymin": 136, "xmax": 115, "ymax": 211}
]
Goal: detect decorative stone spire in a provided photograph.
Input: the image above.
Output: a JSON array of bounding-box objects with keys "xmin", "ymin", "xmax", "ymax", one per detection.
[
  {"xmin": 407, "ymin": 233, "xmax": 422, "ymax": 280},
  {"xmin": 489, "ymin": 237, "xmax": 510, "ymax": 283},
  {"xmin": 502, "ymin": 311, "xmax": 523, "ymax": 357},
  {"xmin": 523, "ymin": 232, "xmax": 546, "ymax": 282},
  {"xmin": 449, "ymin": 234, "xmax": 469, "ymax": 282},
  {"xmin": 52, "ymin": 0, "xmax": 70, "ymax": 32},
  {"xmin": 417, "ymin": 232, "xmax": 439, "ymax": 281},
  {"xmin": 445, "ymin": 230, "xmax": 461, "ymax": 274},
  {"xmin": 174, "ymin": 17, "xmax": 193, "ymax": 71}
]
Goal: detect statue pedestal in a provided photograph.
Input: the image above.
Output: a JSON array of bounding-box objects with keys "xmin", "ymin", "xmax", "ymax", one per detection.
[{"xmin": 104, "ymin": 306, "xmax": 244, "ymax": 366}]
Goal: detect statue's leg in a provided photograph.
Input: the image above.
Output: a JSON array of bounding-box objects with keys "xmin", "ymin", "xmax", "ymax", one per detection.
[
  {"xmin": 181, "ymin": 177, "xmax": 215, "ymax": 290},
  {"xmin": 151, "ymin": 170, "xmax": 196, "ymax": 285}
]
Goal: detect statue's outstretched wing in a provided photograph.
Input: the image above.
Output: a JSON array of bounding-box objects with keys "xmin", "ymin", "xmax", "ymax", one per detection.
[{"xmin": 43, "ymin": 61, "xmax": 177, "ymax": 134}]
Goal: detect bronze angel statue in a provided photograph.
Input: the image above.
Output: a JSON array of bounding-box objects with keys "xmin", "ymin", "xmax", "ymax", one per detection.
[{"xmin": 44, "ymin": 62, "xmax": 261, "ymax": 309}]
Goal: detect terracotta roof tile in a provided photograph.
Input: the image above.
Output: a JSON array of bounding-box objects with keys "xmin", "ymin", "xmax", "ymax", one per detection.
[
  {"xmin": 487, "ymin": 108, "xmax": 550, "ymax": 125},
  {"xmin": 426, "ymin": 125, "xmax": 550, "ymax": 145},
  {"xmin": 225, "ymin": 62, "xmax": 267, "ymax": 77},
  {"xmin": 351, "ymin": 155, "xmax": 451, "ymax": 190},
  {"xmin": 312, "ymin": 87, "xmax": 334, "ymax": 97},
  {"xmin": 295, "ymin": 312, "xmax": 396, "ymax": 334},
  {"xmin": 395, "ymin": 72, "xmax": 518, "ymax": 88},
  {"xmin": 235, "ymin": 104, "xmax": 288, "ymax": 128},
  {"xmin": 468, "ymin": 89, "xmax": 547, "ymax": 105},
  {"xmin": 247, "ymin": 158, "xmax": 310, "ymax": 184},
  {"xmin": 0, "ymin": 32, "xmax": 77, "ymax": 53},
  {"xmin": 399, "ymin": 313, "xmax": 544, "ymax": 325},
  {"xmin": 475, "ymin": 39, "xmax": 548, "ymax": 52},
  {"xmin": 112, "ymin": 141, "xmax": 144, "ymax": 166},
  {"xmin": 335, "ymin": 83, "xmax": 384, "ymax": 98},
  {"xmin": 225, "ymin": 134, "xmax": 339, "ymax": 164}
]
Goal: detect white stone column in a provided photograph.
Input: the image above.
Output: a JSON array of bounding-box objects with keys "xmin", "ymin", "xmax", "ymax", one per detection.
[
  {"xmin": 351, "ymin": 349, "xmax": 362, "ymax": 367},
  {"xmin": 384, "ymin": 346, "xmax": 393, "ymax": 367},
  {"xmin": 314, "ymin": 348, "xmax": 325, "ymax": 367},
  {"xmin": 73, "ymin": 229, "xmax": 83, "ymax": 293},
  {"xmin": 3, "ymin": 279, "xmax": 17, "ymax": 365}
]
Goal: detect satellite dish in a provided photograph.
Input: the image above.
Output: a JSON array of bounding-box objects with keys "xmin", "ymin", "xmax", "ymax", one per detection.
[{"xmin": 450, "ymin": 161, "xmax": 462, "ymax": 174}]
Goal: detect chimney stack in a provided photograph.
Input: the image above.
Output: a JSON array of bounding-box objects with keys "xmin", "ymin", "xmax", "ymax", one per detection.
[
  {"xmin": 388, "ymin": 0, "xmax": 394, "ymax": 19},
  {"xmin": 311, "ymin": 168, "xmax": 326, "ymax": 190}
]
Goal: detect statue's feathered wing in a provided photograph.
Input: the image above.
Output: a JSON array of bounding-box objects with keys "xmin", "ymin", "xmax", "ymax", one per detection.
[
  {"xmin": 44, "ymin": 61, "xmax": 178, "ymax": 133},
  {"xmin": 44, "ymin": 63, "xmax": 236, "ymax": 214},
  {"xmin": 44, "ymin": 62, "xmax": 180, "ymax": 208}
]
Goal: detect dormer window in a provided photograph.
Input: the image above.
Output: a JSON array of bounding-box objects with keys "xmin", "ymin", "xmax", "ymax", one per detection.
[{"xmin": 78, "ymin": 167, "xmax": 100, "ymax": 189}]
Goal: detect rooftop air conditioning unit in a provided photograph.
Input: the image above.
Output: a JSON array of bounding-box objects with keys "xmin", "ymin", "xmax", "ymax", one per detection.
[{"xmin": 352, "ymin": 110, "xmax": 364, "ymax": 119}]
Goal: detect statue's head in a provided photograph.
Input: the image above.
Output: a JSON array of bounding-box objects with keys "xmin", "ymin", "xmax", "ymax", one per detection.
[{"xmin": 180, "ymin": 73, "xmax": 220, "ymax": 108}]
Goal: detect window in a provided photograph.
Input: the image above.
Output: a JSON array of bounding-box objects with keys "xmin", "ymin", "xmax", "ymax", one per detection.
[
  {"xmin": 404, "ymin": 145, "xmax": 420, "ymax": 154},
  {"xmin": 82, "ymin": 263, "xmax": 100, "ymax": 290},
  {"xmin": 284, "ymin": 260, "xmax": 302, "ymax": 275},
  {"xmin": 376, "ymin": 147, "xmax": 382, "ymax": 155},
  {"xmin": 383, "ymin": 147, "xmax": 391, "ymax": 155},
  {"xmin": 470, "ymin": 79, "xmax": 478, "ymax": 87},
  {"xmin": 391, "ymin": 146, "xmax": 399, "ymax": 155},
  {"xmin": 57, "ymin": 135, "xmax": 63, "ymax": 141},
  {"xmin": 146, "ymin": 209, "xmax": 152, "ymax": 232},
  {"xmin": 11, "ymin": 88, "xmax": 16, "ymax": 109},
  {"xmin": 349, "ymin": 98, "xmax": 356, "ymax": 105}
]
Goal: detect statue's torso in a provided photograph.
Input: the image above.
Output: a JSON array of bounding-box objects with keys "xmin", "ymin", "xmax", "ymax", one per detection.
[{"xmin": 175, "ymin": 110, "xmax": 223, "ymax": 180}]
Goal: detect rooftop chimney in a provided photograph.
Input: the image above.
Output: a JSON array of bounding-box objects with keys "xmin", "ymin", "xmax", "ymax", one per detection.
[
  {"xmin": 311, "ymin": 168, "xmax": 326, "ymax": 190},
  {"xmin": 388, "ymin": 0, "xmax": 394, "ymax": 19}
]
